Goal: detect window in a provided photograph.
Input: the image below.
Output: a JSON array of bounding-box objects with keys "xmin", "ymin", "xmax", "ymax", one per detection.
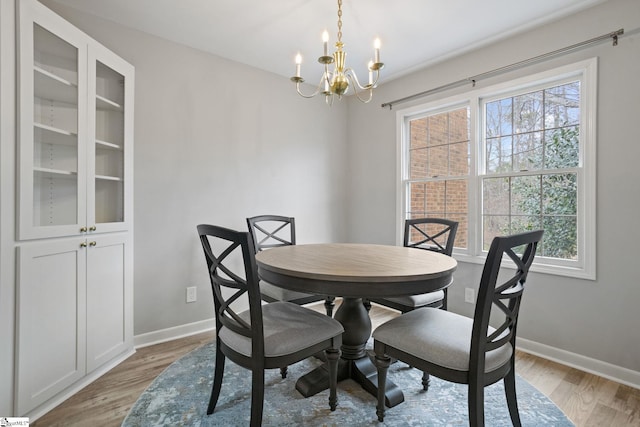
[{"xmin": 398, "ymin": 59, "xmax": 596, "ymax": 279}]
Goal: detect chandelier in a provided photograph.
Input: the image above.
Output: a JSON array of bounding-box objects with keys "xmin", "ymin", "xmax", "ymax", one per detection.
[{"xmin": 290, "ymin": 0, "xmax": 384, "ymax": 105}]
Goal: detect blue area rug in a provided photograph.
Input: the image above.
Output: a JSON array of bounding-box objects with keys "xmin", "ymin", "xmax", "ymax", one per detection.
[{"xmin": 122, "ymin": 341, "xmax": 574, "ymax": 426}]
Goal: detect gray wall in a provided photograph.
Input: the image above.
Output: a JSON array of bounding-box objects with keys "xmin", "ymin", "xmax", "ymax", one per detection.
[
  {"xmin": 345, "ymin": 0, "xmax": 640, "ymax": 374},
  {"xmin": 36, "ymin": 1, "xmax": 350, "ymax": 335}
]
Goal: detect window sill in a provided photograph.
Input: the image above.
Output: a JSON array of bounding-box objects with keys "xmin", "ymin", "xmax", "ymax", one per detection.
[{"xmin": 452, "ymin": 253, "xmax": 595, "ymax": 281}]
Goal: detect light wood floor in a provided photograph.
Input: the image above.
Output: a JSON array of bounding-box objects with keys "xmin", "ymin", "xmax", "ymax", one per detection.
[{"xmin": 33, "ymin": 302, "xmax": 640, "ymax": 426}]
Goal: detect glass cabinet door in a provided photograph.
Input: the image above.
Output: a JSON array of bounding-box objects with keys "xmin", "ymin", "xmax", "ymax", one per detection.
[
  {"xmin": 18, "ymin": 1, "xmax": 88, "ymax": 240},
  {"xmin": 87, "ymin": 43, "xmax": 134, "ymax": 233}
]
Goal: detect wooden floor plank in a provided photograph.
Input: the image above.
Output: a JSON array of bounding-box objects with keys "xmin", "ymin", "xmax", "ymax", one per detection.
[{"xmin": 30, "ymin": 302, "xmax": 639, "ymax": 426}]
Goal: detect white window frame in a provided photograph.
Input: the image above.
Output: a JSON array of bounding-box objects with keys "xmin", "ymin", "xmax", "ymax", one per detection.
[{"xmin": 396, "ymin": 58, "xmax": 597, "ymax": 280}]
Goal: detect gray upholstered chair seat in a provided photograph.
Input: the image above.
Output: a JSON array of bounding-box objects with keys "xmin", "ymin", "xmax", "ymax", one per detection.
[
  {"xmin": 259, "ymin": 280, "xmax": 316, "ymax": 302},
  {"xmin": 381, "ymin": 290, "xmax": 444, "ymax": 308},
  {"xmin": 373, "ymin": 307, "xmax": 512, "ymax": 373},
  {"xmin": 219, "ymin": 301, "xmax": 344, "ymax": 358}
]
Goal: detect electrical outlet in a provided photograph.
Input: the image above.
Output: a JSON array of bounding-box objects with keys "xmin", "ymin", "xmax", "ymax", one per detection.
[
  {"xmin": 464, "ymin": 287, "xmax": 475, "ymax": 304},
  {"xmin": 186, "ymin": 286, "xmax": 197, "ymax": 303}
]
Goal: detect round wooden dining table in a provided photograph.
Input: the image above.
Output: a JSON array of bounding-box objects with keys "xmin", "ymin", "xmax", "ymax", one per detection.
[{"xmin": 255, "ymin": 243, "xmax": 457, "ymax": 407}]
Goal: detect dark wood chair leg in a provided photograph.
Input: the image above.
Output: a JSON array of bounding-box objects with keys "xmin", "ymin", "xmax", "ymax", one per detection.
[
  {"xmin": 249, "ymin": 368, "xmax": 265, "ymax": 427},
  {"xmin": 326, "ymin": 348, "xmax": 340, "ymax": 411},
  {"xmin": 363, "ymin": 299, "xmax": 371, "ymax": 312},
  {"xmin": 207, "ymin": 344, "xmax": 226, "ymax": 415},
  {"xmin": 373, "ymin": 353, "xmax": 391, "ymax": 422},
  {"xmin": 504, "ymin": 368, "xmax": 522, "ymax": 427},
  {"xmin": 421, "ymin": 371, "xmax": 430, "ymax": 391},
  {"xmin": 324, "ymin": 296, "xmax": 336, "ymax": 317},
  {"xmin": 468, "ymin": 379, "xmax": 485, "ymax": 427},
  {"xmin": 279, "ymin": 366, "xmax": 288, "ymax": 379}
]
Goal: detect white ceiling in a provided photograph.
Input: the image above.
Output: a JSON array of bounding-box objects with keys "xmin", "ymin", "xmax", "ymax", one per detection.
[{"xmin": 50, "ymin": 0, "xmax": 606, "ymax": 83}]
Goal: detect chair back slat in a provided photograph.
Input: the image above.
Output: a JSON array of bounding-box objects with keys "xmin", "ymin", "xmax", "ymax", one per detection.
[
  {"xmin": 470, "ymin": 230, "xmax": 543, "ymax": 362},
  {"xmin": 197, "ymin": 224, "xmax": 265, "ymax": 349},
  {"xmin": 247, "ymin": 215, "xmax": 296, "ymax": 253},
  {"xmin": 403, "ymin": 218, "xmax": 458, "ymax": 256}
]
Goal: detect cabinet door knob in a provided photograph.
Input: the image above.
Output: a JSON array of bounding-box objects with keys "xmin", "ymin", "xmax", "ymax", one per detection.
[
  {"xmin": 89, "ymin": 241, "xmax": 97, "ymax": 247},
  {"xmin": 80, "ymin": 242, "xmax": 87, "ymax": 248},
  {"xmin": 89, "ymin": 226, "xmax": 97, "ymax": 232},
  {"xmin": 80, "ymin": 227, "xmax": 87, "ymax": 232}
]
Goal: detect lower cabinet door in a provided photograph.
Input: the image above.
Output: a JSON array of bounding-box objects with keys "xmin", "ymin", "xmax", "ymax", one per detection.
[
  {"xmin": 16, "ymin": 238, "xmax": 87, "ymax": 414},
  {"xmin": 86, "ymin": 233, "xmax": 132, "ymax": 372}
]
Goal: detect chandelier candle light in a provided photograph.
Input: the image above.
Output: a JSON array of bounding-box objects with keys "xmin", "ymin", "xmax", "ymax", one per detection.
[{"xmin": 291, "ymin": 0, "xmax": 384, "ymax": 104}]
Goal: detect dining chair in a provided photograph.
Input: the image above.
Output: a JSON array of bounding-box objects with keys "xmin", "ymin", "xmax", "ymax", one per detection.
[
  {"xmin": 365, "ymin": 217, "xmax": 458, "ymax": 312},
  {"xmin": 247, "ymin": 215, "xmax": 336, "ymax": 317},
  {"xmin": 197, "ymin": 224, "xmax": 343, "ymax": 427},
  {"xmin": 364, "ymin": 217, "xmax": 458, "ymax": 390},
  {"xmin": 372, "ymin": 229, "xmax": 543, "ymax": 426}
]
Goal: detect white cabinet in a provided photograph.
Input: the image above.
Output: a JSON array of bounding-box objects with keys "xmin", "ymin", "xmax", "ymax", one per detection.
[
  {"xmin": 86, "ymin": 233, "xmax": 133, "ymax": 372},
  {"xmin": 16, "ymin": 234, "xmax": 133, "ymax": 414},
  {"xmin": 16, "ymin": 238, "xmax": 87, "ymax": 414},
  {"xmin": 18, "ymin": 0, "xmax": 133, "ymax": 241},
  {"xmin": 15, "ymin": 0, "xmax": 134, "ymax": 416}
]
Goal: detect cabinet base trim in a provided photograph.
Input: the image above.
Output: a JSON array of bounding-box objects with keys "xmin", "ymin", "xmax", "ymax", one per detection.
[{"xmin": 22, "ymin": 348, "xmax": 135, "ymax": 421}]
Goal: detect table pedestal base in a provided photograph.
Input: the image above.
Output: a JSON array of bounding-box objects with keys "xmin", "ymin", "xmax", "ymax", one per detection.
[{"xmin": 295, "ymin": 297, "xmax": 405, "ymax": 408}]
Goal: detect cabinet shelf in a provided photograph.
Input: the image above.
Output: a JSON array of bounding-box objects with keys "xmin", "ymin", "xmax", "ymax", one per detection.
[
  {"xmin": 96, "ymin": 94, "xmax": 122, "ymax": 111},
  {"xmin": 95, "ymin": 139, "xmax": 123, "ymax": 151},
  {"xmin": 34, "ymin": 66, "xmax": 77, "ymax": 104},
  {"xmin": 95, "ymin": 174, "xmax": 122, "ymax": 182},
  {"xmin": 35, "ymin": 122, "xmax": 77, "ymax": 146},
  {"xmin": 34, "ymin": 166, "xmax": 77, "ymax": 178}
]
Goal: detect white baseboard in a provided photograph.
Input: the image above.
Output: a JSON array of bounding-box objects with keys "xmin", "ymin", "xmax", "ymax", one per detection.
[
  {"xmin": 517, "ymin": 337, "xmax": 640, "ymax": 390},
  {"xmin": 133, "ymin": 318, "xmax": 215, "ymax": 349}
]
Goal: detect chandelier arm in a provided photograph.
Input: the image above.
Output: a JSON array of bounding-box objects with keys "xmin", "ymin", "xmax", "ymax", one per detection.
[
  {"xmin": 295, "ymin": 82, "xmax": 323, "ymax": 98},
  {"xmin": 294, "ymin": 72, "xmax": 332, "ymax": 98},
  {"xmin": 344, "ymin": 72, "xmax": 374, "ymax": 103},
  {"xmin": 345, "ymin": 68, "xmax": 375, "ymax": 91}
]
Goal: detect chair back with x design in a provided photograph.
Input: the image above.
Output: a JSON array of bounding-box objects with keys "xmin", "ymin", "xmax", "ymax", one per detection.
[
  {"xmin": 247, "ymin": 215, "xmax": 295, "ymax": 252},
  {"xmin": 403, "ymin": 217, "xmax": 458, "ymax": 256},
  {"xmin": 198, "ymin": 224, "xmax": 265, "ymax": 351}
]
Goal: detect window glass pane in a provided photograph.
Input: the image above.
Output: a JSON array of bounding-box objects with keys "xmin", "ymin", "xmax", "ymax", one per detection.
[
  {"xmin": 483, "ymin": 215, "xmax": 509, "ymax": 250},
  {"xmin": 542, "ymin": 173, "xmax": 577, "ymax": 215},
  {"xmin": 483, "ymin": 177, "xmax": 509, "ymax": 214},
  {"xmin": 450, "ymin": 141, "xmax": 469, "ymax": 176},
  {"xmin": 544, "ymin": 126, "xmax": 579, "ymax": 169},
  {"xmin": 542, "ymin": 216, "xmax": 577, "ymax": 259},
  {"xmin": 514, "ymin": 132, "xmax": 543, "ymax": 171},
  {"xmin": 446, "ymin": 180, "xmax": 468, "ymax": 216},
  {"xmin": 448, "ymin": 213, "xmax": 468, "ymax": 249},
  {"xmin": 510, "ymin": 215, "xmax": 542, "ymax": 234},
  {"xmin": 409, "ymin": 147, "xmax": 428, "ymax": 179},
  {"xmin": 408, "ymin": 182, "xmax": 427, "ymax": 217},
  {"xmin": 410, "ymin": 118, "xmax": 428, "ymax": 149},
  {"xmin": 545, "ymin": 82, "xmax": 580, "ymax": 127},
  {"xmin": 486, "ymin": 98, "xmax": 512, "ymax": 137},
  {"xmin": 486, "ymin": 136, "xmax": 512, "ymax": 173},
  {"xmin": 428, "ymin": 114, "xmax": 448, "ymax": 146},
  {"xmin": 426, "ymin": 181, "xmax": 445, "ymax": 215},
  {"xmin": 513, "ymin": 91, "xmax": 543, "ymax": 133},
  {"xmin": 511, "ymin": 175, "xmax": 541, "ymax": 215},
  {"xmin": 449, "ymin": 108, "xmax": 469, "ymax": 142},
  {"xmin": 427, "ymin": 145, "xmax": 448, "ymax": 177}
]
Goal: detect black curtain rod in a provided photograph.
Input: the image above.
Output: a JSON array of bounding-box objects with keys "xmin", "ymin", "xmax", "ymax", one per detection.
[{"xmin": 381, "ymin": 28, "xmax": 625, "ymax": 110}]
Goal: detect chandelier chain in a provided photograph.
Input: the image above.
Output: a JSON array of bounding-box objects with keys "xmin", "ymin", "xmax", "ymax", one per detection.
[{"xmin": 337, "ymin": 0, "xmax": 343, "ymax": 43}]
